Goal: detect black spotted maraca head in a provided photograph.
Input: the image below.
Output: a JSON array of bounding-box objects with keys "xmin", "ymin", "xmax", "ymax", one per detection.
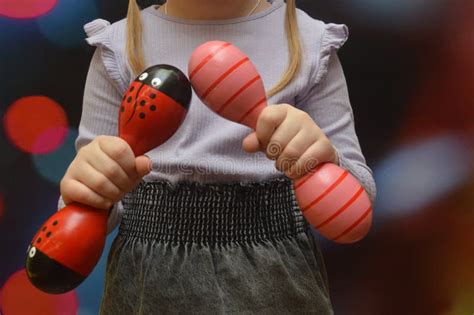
[{"xmin": 119, "ymin": 65, "xmax": 192, "ymax": 156}]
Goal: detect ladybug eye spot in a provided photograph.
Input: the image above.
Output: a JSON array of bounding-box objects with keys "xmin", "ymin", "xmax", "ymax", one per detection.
[
  {"xmin": 29, "ymin": 246, "xmax": 36, "ymax": 258},
  {"xmin": 139, "ymin": 72, "xmax": 149, "ymax": 81},
  {"xmin": 151, "ymin": 78, "xmax": 162, "ymax": 87}
]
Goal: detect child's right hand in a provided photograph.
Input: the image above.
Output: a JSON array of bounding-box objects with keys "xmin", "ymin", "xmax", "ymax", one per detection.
[{"xmin": 60, "ymin": 135, "xmax": 152, "ymax": 210}]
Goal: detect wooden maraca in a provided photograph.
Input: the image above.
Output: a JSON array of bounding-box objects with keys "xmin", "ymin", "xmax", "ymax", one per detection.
[
  {"xmin": 25, "ymin": 65, "xmax": 192, "ymax": 294},
  {"xmin": 189, "ymin": 41, "xmax": 372, "ymax": 244}
]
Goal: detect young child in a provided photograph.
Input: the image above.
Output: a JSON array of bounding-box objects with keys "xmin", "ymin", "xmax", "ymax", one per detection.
[{"xmin": 59, "ymin": 0, "xmax": 376, "ymax": 313}]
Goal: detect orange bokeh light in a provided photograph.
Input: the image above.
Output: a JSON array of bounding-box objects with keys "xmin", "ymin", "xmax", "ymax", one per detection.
[{"xmin": 3, "ymin": 96, "xmax": 68, "ymax": 154}]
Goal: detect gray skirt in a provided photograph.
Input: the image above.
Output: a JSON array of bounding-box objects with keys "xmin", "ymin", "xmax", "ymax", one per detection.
[{"xmin": 100, "ymin": 177, "xmax": 334, "ymax": 314}]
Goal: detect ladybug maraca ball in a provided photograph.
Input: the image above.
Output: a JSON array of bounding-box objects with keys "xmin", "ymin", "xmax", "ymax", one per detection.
[
  {"xmin": 25, "ymin": 203, "xmax": 108, "ymax": 294},
  {"xmin": 119, "ymin": 64, "xmax": 192, "ymax": 156}
]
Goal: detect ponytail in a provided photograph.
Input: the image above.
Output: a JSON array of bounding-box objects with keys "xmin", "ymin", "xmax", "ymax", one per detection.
[
  {"xmin": 126, "ymin": 0, "xmax": 145, "ymax": 77},
  {"xmin": 267, "ymin": 0, "xmax": 302, "ymax": 98}
]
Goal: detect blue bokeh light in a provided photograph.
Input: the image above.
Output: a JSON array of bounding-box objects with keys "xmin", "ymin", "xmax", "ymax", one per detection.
[
  {"xmin": 32, "ymin": 128, "xmax": 77, "ymax": 184},
  {"xmin": 36, "ymin": 0, "xmax": 98, "ymax": 48},
  {"xmin": 373, "ymin": 134, "xmax": 472, "ymax": 221}
]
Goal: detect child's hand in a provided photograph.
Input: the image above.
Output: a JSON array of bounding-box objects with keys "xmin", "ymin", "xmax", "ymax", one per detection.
[
  {"xmin": 242, "ymin": 104, "xmax": 339, "ymax": 180},
  {"xmin": 60, "ymin": 136, "xmax": 152, "ymax": 210}
]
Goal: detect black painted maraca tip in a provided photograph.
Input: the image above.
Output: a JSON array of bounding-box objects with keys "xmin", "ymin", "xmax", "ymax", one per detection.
[
  {"xmin": 25, "ymin": 246, "xmax": 85, "ymax": 294},
  {"xmin": 137, "ymin": 65, "xmax": 192, "ymax": 110}
]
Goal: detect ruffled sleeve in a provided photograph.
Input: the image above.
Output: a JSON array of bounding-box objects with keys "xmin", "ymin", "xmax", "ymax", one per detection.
[
  {"xmin": 83, "ymin": 19, "xmax": 128, "ymax": 94},
  {"xmin": 296, "ymin": 22, "xmax": 376, "ymax": 202},
  {"xmin": 314, "ymin": 23, "xmax": 349, "ymax": 85}
]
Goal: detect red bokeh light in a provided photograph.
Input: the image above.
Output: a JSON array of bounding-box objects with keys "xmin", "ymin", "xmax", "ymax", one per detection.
[
  {"xmin": 3, "ymin": 96, "xmax": 68, "ymax": 154},
  {"xmin": 0, "ymin": 0, "xmax": 57, "ymax": 19},
  {"xmin": 32, "ymin": 127, "xmax": 70, "ymax": 155},
  {"xmin": 0, "ymin": 269, "xmax": 78, "ymax": 315}
]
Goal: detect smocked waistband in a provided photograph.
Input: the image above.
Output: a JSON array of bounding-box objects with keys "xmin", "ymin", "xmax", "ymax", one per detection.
[{"xmin": 119, "ymin": 177, "xmax": 307, "ymax": 246}]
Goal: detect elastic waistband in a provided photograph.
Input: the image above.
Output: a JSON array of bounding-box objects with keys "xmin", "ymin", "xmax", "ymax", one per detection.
[{"xmin": 119, "ymin": 177, "xmax": 307, "ymax": 246}]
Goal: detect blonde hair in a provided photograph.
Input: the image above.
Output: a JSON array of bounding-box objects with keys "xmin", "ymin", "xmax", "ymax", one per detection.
[{"xmin": 126, "ymin": 0, "xmax": 301, "ymax": 97}]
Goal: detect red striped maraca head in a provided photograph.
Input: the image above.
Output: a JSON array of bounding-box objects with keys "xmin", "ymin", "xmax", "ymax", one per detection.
[
  {"xmin": 120, "ymin": 64, "xmax": 192, "ymax": 156},
  {"xmin": 189, "ymin": 41, "xmax": 372, "ymax": 244},
  {"xmin": 294, "ymin": 164, "xmax": 373, "ymax": 244},
  {"xmin": 188, "ymin": 41, "xmax": 267, "ymax": 129}
]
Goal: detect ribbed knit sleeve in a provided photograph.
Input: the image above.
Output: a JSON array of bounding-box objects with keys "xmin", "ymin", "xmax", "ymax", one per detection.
[
  {"xmin": 297, "ymin": 24, "xmax": 377, "ymax": 202},
  {"xmin": 84, "ymin": 19, "xmax": 129, "ymax": 94},
  {"xmin": 314, "ymin": 24, "xmax": 349, "ymax": 85},
  {"xmin": 57, "ymin": 19, "xmax": 127, "ymax": 233}
]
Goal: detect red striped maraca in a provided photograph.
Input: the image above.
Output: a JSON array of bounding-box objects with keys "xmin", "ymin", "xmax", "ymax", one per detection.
[
  {"xmin": 26, "ymin": 65, "xmax": 192, "ymax": 294},
  {"xmin": 189, "ymin": 41, "xmax": 372, "ymax": 244}
]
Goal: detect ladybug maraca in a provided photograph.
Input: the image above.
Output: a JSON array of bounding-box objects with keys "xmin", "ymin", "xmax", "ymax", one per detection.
[
  {"xmin": 189, "ymin": 41, "xmax": 372, "ymax": 244},
  {"xmin": 26, "ymin": 65, "xmax": 192, "ymax": 294}
]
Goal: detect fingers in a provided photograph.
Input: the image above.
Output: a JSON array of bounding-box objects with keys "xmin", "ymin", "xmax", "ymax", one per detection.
[
  {"xmin": 60, "ymin": 136, "xmax": 153, "ymax": 210},
  {"xmin": 275, "ymin": 130, "xmax": 315, "ymax": 173},
  {"xmin": 266, "ymin": 113, "xmax": 305, "ymax": 160},
  {"xmin": 72, "ymin": 162, "xmax": 123, "ymax": 202},
  {"xmin": 60, "ymin": 178, "xmax": 114, "ymax": 210},
  {"xmin": 255, "ymin": 105, "xmax": 288, "ymax": 152},
  {"xmin": 97, "ymin": 137, "xmax": 138, "ymax": 179},
  {"xmin": 242, "ymin": 132, "xmax": 260, "ymax": 153},
  {"xmin": 135, "ymin": 155, "xmax": 152, "ymax": 178},
  {"xmin": 286, "ymin": 139, "xmax": 337, "ymax": 180},
  {"xmin": 247, "ymin": 104, "xmax": 339, "ymax": 179},
  {"xmin": 85, "ymin": 148, "xmax": 131, "ymax": 193}
]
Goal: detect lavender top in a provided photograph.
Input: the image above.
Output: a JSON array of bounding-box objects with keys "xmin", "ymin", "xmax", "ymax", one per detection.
[{"xmin": 58, "ymin": 0, "xmax": 376, "ymax": 232}]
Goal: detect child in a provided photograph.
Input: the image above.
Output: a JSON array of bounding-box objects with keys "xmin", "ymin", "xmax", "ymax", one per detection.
[{"xmin": 59, "ymin": 0, "xmax": 376, "ymax": 313}]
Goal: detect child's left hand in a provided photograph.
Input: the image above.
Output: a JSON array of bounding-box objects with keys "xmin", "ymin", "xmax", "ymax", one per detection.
[{"xmin": 242, "ymin": 104, "xmax": 339, "ymax": 180}]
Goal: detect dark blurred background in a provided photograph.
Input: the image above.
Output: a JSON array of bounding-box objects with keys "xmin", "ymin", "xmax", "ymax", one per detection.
[{"xmin": 0, "ymin": 0, "xmax": 473, "ymax": 314}]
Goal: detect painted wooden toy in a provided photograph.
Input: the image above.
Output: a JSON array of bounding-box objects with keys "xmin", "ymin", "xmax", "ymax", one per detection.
[
  {"xmin": 26, "ymin": 65, "xmax": 192, "ymax": 294},
  {"xmin": 189, "ymin": 41, "xmax": 372, "ymax": 244}
]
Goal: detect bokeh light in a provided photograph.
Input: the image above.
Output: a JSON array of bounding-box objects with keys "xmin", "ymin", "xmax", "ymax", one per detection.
[
  {"xmin": 0, "ymin": 0, "xmax": 57, "ymax": 19},
  {"xmin": 0, "ymin": 0, "xmax": 472, "ymax": 314},
  {"xmin": 33, "ymin": 127, "xmax": 70, "ymax": 156},
  {"xmin": 0, "ymin": 269, "xmax": 78, "ymax": 315},
  {"xmin": 3, "ymin": 96, "xmax": 68, "ymax": 154},
  {"xmin": 374, "ymin": 134, "xmax": 472, "ymax": 219},
  {"xmin": 36, "ymin": 0, "xmax": 98, "ymax": 48},
  {"xmin": 32, "ymin": 129, "xmax": 77, "ymax": 184}
]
